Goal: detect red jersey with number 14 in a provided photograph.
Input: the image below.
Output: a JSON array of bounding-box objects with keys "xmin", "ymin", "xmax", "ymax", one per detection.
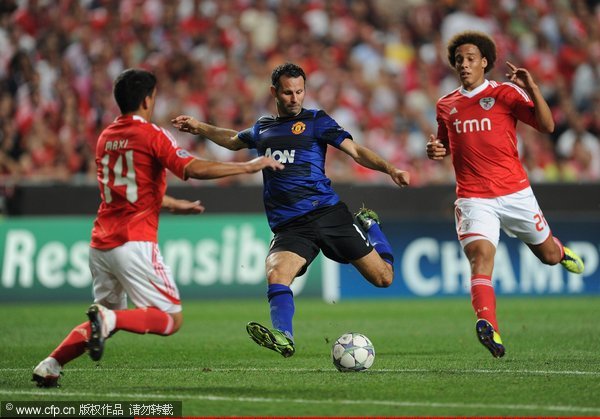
[
  {"xmin": 91, "ymin": 115, "xmax": 194, "ymax": 249},
  {"xmin": 436, "ymin": 79, "xmax": 539, "ymax": 198}
]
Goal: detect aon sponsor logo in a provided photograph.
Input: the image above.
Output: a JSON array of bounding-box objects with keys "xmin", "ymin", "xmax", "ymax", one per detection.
[
  {"xmin": 452, "ymin": 117, "xmax": 491, "ymax": 134},
  {"xmin": 265, "ymin": 147, "xmax": 295, "ymax": 163}
]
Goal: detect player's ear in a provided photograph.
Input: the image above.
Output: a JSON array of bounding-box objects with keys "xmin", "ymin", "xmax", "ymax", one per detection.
[
  {"xmin": 270, "ymin": 85, "xmax": 277, "ymax": 98},
  {"xmin": 141, "ymin": 88, "xmax": 156, "ymax": 111},
  {"xmin": 482, "ymin": 57, "xmax": 488, "ymax": 70},
  {"xmin": 140, "ymin": 94, "xmax": 152, "ymax": 111}
]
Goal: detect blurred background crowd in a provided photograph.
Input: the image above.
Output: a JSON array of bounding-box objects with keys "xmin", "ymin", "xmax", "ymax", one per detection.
[{"xmin": 1, "ymin": 0, "xmax": 599, "ymax": 188}]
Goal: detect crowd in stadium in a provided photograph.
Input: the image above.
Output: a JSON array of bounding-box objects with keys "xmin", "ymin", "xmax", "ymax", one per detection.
[{"xmin": 0, "ymin": 0, "xmax": 599, "ymax": 187}]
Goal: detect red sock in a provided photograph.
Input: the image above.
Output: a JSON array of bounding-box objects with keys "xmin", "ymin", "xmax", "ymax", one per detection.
[
  {"xmin": 470, "ymin": 274, "xmax": 499, "ymax": 332},
  {"xmin": 50, "ymin": 322, "xmax": 90, "ymax": 366},
  {"xmin": 114, "ymin": 307, "xmax": 174, "ymax": 335}
]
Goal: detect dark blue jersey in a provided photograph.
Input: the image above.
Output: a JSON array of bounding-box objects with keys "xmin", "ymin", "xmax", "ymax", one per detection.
[{"xmin": 238, "ymin": 108, "xmax": 352, "ymax": 230}]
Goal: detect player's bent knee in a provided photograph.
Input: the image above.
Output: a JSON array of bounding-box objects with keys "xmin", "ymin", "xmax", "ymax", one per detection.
[
  {"xmin": 169, "ymin": 312, "xmax": 183, "ymax": 335},
  {"xmin": 378, "ymin": 274, "xmax": 393, "ymax": 288},
  {"xmin": 376, "ymin": 279, "xmax": 392, "ymax": 288},
  {"xmin": 534, "ymin": 244, "xmax": 563, "ymax": 266},
  {"xmin": 540, "ymin": 253, "xmax": 562, "ymax": 266},
  {"xmin": 373, "ymin": 267, "xmax": 394, "ymax": 288},
  {"xmin": 356, "ymin": 257, "xmax": 394, "ymax": 287}
]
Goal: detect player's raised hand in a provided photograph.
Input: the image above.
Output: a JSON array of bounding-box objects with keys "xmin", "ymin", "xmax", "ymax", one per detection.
[
  {"xmin": 390, "ymin": 168, "xmax": 410, "ymax": 187},
  {"xmin": 426, "ymin": 134, "xmax": 447, "ymax": 160},
  {"xmin": 172, "ymin": 115, "xmax": 200, "ymax": 134},
  {"xmin": 505, "ymin": 61, "xmax": 535, "ymax": 90}
]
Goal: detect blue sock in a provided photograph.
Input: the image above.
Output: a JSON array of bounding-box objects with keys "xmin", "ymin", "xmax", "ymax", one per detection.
[
  {"xmin": 267, "ymin": 284, "xmax": 295, "ymax": 341},
  {"xmin": 366, "ymin": 223, "xmax": 394, "ymax": 265}
]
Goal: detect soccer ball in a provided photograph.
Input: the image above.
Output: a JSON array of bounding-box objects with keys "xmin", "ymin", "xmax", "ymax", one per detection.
[{"xmin": 331, "ymin": 332, "xmax": 375, "ymax": 372}]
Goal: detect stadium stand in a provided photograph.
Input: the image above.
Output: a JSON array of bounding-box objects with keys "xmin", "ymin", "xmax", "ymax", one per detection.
[{"xmin": 0, "ymin": 0, "xmax": 598, "ymax": 189}]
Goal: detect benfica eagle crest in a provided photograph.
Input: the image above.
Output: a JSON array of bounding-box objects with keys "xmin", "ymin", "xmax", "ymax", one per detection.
[{"xmin": 479, "ymin": 97, "xmax": 495, "ymax": 110}]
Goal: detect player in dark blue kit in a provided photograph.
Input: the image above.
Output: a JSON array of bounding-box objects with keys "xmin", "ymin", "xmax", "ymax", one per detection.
[{"xmin": 172, "ymin": 63, "xmax": 410, "ymax": 357}]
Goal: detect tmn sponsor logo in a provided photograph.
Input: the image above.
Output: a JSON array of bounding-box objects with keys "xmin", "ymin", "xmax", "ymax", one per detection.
[{"xmin": 452, "ymin": 117, "xmax": 491, "ymax": 134}]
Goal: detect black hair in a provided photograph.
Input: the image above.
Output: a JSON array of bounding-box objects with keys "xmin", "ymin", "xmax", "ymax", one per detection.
[
  {"xmin": 447, "ymin": 31, "xmax": 497, "ymax": 73},
  {"xmin": 271, "ymin": 62, "xmax": 306, "ymax": 91},
  {"xmin": 113, "ymin": 68, "xmax": 157, "ymax": 114}
]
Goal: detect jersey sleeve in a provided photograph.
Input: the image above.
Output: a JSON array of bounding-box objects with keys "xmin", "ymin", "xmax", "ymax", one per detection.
[
  {"xmin": 503, "ymin": 83, "xmax": 539, "ymax": 130},
  {"xmin": 238, "ymin": 126, "xmax": 257, "ymax": 149},
  {"xmin": 152, "ymin": 126, "xmax": 195, "ymax": 179},
  {"xmin": 313, "ymin": 110, "xmax": 352, "ymax": 148}
]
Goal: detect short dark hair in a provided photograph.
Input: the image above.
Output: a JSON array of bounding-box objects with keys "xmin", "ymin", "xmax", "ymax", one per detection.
[
  {"xmin": 271, "ymin": 63, "xmax": 306, "ymax": 91},
  {"xmin": 113, "ymin": 68, "xmax": 157, "ymax": 114},
  {"xmin": 447, "ymin": 31, "xmax": 496, "ymax": 73}
]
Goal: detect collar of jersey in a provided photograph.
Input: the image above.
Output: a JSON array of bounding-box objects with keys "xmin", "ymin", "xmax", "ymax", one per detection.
[
  {"xmin": 117, "ymin": 114, "xmax": 147, "ymax": 123},
  {"xmin": 276, "ymin": 109, "xmax": 305, "ymax": 120},
  {"xmin": 459, "ymin": 79, "xmax": 489, "ymax": 98}
]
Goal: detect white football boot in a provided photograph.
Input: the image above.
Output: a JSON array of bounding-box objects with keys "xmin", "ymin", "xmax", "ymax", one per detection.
[{"xmin": 32, "ymin": 357, "xmax": 62, "ymax": 387}]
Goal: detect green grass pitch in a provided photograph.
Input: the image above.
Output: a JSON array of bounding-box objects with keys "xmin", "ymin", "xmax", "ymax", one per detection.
[{"xmin": 1, "ymin": 297, "xmax": 599, "ymax": 417}]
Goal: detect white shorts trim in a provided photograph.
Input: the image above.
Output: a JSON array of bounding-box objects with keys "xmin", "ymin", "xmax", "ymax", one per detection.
[
  {"xmin": 89, "ymin": 241, "xmax": 182, "ymax": 313},
  {"xmin": 454, "ymin": 187, "xmax": 552, "ymax": 248}
]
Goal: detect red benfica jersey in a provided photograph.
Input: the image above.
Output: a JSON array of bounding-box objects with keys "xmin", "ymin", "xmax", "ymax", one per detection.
[
  {"xmin": 91, "ymin": 115, "xmax": 194, "ymax": 249},
  {"xmin": 436, "ymin": 80, "xmax": 539, "ymax": 198}
]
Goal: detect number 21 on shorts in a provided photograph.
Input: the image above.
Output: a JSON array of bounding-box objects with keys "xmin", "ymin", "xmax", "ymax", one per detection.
[{"xmin": 533, "ymin": 211, "xmax": 548, "ymax": 232}]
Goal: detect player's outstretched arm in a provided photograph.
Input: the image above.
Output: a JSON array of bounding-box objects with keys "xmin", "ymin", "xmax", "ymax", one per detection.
[
  {"xmin": 171, "ymin": 115, "xmax": 248, "ymax": 150},
  {"xmin": 505, "ymin": 61, "xmax": 554, "ymax": 133},
  {"xmin": 162, "ymin": 195, "xmax": 205, "ymax": 215},
  {"xmin": 338, "ymin": 139, "xmax": 409, "ymax": 187},
  {"xmin": 426, "ymin": 134, "xmax": 449, "ymax": 160},
  {"xmin": 184, "ymin": 156, "xmax": 284, "ymax": 180}
]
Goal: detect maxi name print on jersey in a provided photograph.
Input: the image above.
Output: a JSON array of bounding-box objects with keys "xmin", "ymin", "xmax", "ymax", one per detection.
[{"xmin": 104, "ymin": 138, "xmax": 129, "ymax": 151}]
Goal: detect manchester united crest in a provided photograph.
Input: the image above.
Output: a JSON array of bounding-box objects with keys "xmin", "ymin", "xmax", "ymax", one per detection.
[
  {"xmin": 479, "ymin": 97, "xmax": 495, "ymax": 110},
  {"xmin": 291, "ymin": 121, "xmax": 306, "ymax": 135}
]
